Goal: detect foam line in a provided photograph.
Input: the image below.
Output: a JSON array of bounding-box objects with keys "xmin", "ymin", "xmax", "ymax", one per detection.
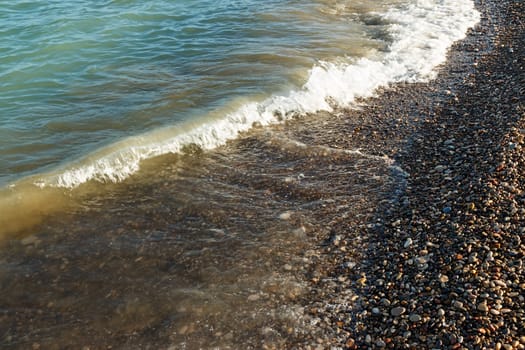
[{"xmin": 34, "ymin": 0, "xmax": 479, "ymax": 188}]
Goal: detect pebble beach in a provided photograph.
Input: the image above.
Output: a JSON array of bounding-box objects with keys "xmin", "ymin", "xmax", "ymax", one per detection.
[
  {"xmin": 1, "ymin": 0, "xmax": 523, "ymax": 349},
  {"xmin": 292, "ymin": 0, "xmax": 525, "ymax": 348}
]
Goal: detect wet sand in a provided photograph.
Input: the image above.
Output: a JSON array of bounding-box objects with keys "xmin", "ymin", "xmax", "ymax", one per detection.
[{"xmin": 1, "ymin": 0, "xmax": 523, "ymax": 349}]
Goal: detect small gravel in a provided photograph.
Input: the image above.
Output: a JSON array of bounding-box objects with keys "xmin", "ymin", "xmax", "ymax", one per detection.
[{"xmin": 290, "ymin": 0, "xmax": 525, "ymax": 348}]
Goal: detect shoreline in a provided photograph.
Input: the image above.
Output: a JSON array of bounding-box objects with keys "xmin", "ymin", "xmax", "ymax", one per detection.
[
  {"xmin": 0, "ymin": 0, "xmax": 480, "ymax": 241},
  {"xmin": 0, "ymin": 0, "xmax": 522, "ymax": 349},
  {"xmin": 295, "ymin": 0, "xmax": 524, "ymax": 348}
]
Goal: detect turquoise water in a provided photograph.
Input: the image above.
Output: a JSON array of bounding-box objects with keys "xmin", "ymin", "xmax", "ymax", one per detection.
[
  {"xmin": 0, "ymin": 0, "xmax": 479, "ymax": 234},
  {"xmin": 0, "ymin": 0, "xmax": 382, "ymax": 186}
]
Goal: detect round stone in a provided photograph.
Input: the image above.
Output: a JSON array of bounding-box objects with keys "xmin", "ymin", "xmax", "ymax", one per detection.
[
  {"xmin": 391, "ymin": 306, "xmax": 406, "ymax": 317},
  {"xmin": 376, "ymin": 339, "xmax": 386, "ymax": 348},
  {"xmin": 439, "ymin": 274, "xmax": 449, "ymax": 283},
  {"xmin": 409, "ymin": 314, "xmax": 422, "ymax": 322},
  {"xmin": 477, "ymin": 302, "xmax": 489, "ymax": 312}
]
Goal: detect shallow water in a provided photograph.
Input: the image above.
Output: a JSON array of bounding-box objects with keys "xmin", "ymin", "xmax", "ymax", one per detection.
[
  {"xmin": 1, "ymin": 0, "xmax": 478, "ymax": 191},
  {"xmin": 0, "ymin": 112, "xmax": 401, "ymax": 348},
  {"xmin": 0, "ymin": 0, "xmax": 479, "ymax": 348},
  {"xmin": 0, "ymin": 0, "xmax": 383, "ymax": 186}
]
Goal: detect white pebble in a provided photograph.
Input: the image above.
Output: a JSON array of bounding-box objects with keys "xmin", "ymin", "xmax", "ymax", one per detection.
[{"xmin": 279, "ymin": 211, "xmax": 292, "ymax": 220}]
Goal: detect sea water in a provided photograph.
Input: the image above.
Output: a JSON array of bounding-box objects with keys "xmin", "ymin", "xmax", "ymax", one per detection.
[
  {"xmin": 1, "ymin": 0, "xmax": 479, "ymax": 190},
  {"xmin": 0, "ymin": 0, "xmax": 478, "ymax": 348},
  {"xmin": 0, "ymin": 0, "xmax": 380, "ymax": 186}
]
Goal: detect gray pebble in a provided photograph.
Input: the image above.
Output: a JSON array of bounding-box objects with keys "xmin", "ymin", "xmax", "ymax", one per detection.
[
  {"xmin": 390, "ymin": 306, "xmax": 406, "ymax": 317},
  {"xmin": 409, "ymin": 314, "xmax": 422, "ymax": 322}
]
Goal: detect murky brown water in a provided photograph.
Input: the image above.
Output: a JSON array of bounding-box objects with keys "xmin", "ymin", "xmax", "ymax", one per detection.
[{"xmin": 0, "ymin": 108, "xmax": 404, "ymax": 349}]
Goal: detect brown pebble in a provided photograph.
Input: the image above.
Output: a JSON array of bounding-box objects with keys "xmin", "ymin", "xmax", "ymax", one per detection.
[
  {"xmin": 490, "ymin": 309, "xmax": 501, "ymax": 315},
  {"xmin": 346, "ymin": 338, "xmax": 356, "ymax": 349},
  {"xmin": 477, "ymin": 301, "xmax": 489, "ymax": 312}
]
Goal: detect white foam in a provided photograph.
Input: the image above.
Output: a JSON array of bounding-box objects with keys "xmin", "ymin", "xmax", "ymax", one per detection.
[{"xmin": 36, "ymin": 0, "xmax": 479, "ymax": 188}]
